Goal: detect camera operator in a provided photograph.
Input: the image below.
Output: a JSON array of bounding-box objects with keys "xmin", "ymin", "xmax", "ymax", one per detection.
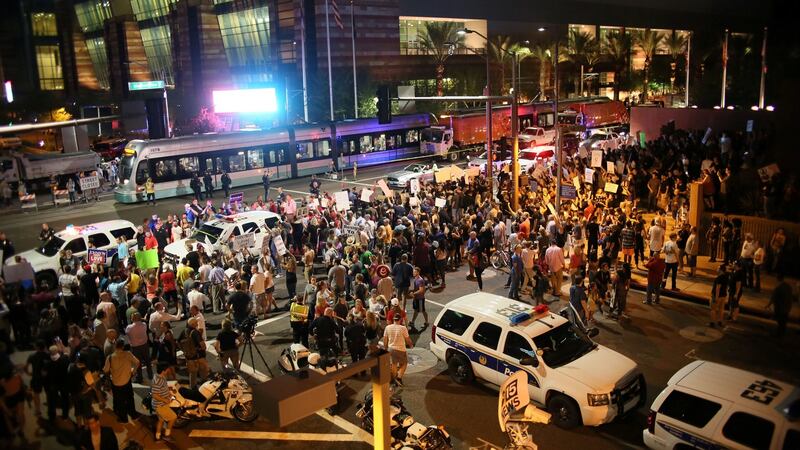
[{"xmin": 226, "ymin": 281, "xmax": 252, "ymax": 328}]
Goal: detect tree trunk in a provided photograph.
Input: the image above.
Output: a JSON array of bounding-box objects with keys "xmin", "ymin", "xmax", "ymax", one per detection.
[
  {"xmin": 613, "ymin": 68, "xmax": 620, "ymax": 101},
  {"xmin": 538, "ymin": 61, "xmax": 548, "ymax": 99},
  {"xmin": 642, "ymin": 58, "xmax": 650, "ymax": 102},
  {"xmin": 436, "ymin": 63, "xmax": 445, "ymax": 96}
]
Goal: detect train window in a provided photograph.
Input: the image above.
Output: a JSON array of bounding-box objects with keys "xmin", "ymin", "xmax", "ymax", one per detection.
[
  {"xmin": 135, "ymin": 162, "xmax": 149, "ymax": 185},
  {"xmin": 229, "ymin": 152, "xmax": 246, "ymax": 172},
  {"xmin": 296, "ymin": 142, "xmax": 313, "ymax": 160},
  {"xmin": 153, "ymin": 159, "xmax": 176, "ymax": 182},
  {"xmin": 374, "ymin": 134, "xmax": 386, "ymax": 151},
  {"xmin": 204, "ymin": 157, "xmax": 223, "ymax": 174},
  {"xmin": 406, "ymin": 129, "xmax": 419, "ymax": 143},
  {"xmin": 317, "ymin": 140, "xmax": 331, "ymax": 157},
  {"xmin": 387, "ymin": 135, "xmax": 396, "ymax": 149},
  {"xmin": 178, "ymin": 156, "xmax": 198, "ymax": 178},
  {"xmin": 359, "ymin": 136, "xmax": 372, "ymax": 153},
  {"xmin": 342, "ymin": 139, "xmax": 356, "ymax": 155},
  {"xmin": 247, "ymin": 149, "xmax": 264, "ymax": 169}
]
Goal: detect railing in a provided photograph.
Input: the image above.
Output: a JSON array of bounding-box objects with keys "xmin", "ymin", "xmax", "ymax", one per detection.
[{"xmin": 400, "ymin": 43, "xmax": 487, "ymax": 56}]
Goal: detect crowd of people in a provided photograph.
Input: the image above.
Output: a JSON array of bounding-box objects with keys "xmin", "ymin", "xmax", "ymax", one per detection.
[{"xmin": 0, "ymin": 126, "xmax": 796, "ymax": 448}]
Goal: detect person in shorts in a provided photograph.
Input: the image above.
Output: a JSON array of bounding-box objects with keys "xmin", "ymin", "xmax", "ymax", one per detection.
[
  {"xmin": 382, "ymin": 314, "xmax": 412, "ymax": 386},
  {"xmin": 409, "ymin": 267, "xmax": 428, "ymax": 329},
  {"xmin": 151, "ymin": 362, "xmax": 177, "ymax": 440},
  {"xmin": 710, "ymin": 265, "xmax": 730, "ymax": 328}
]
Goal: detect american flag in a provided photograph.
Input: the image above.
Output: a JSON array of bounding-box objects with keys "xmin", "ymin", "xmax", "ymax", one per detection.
[{"xmin": 330, "ymin": 0, "xmax": 344, "ymax": 30}]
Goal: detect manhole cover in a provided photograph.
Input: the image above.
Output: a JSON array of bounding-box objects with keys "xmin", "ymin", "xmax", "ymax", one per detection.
[
  {"xmin": 404, "ymin": 348, "xmax": 439, "ymax": 374},
  {"xmin": 679, "ymin": 325, "xmax": 724, "ymax": 343}
]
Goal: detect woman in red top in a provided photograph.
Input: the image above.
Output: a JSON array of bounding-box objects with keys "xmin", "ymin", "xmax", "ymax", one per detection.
[
  {"xmin": 159, "ymin": 266, "xmax": 178, "ymax": 309},
  {"xmin": 145, "ymin": 269, "xmax": 160, "ymax": 299},
  {"xmin": 144, "ymin": 231, "xmax": 158, "ymax": 250}
]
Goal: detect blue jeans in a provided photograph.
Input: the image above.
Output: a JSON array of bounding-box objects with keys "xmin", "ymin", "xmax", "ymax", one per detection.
[
  {"xmin": 508, "ymin": 272, "xmax": 521, "ymax": 299},
  {"xmin": 646, "ymin": 282, "xmax": 661, "ymax": 304}
]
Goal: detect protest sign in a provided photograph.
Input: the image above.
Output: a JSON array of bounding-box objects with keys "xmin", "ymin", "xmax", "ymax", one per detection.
[
  {"xmin": 604, "ymin": 182, "xmax": 619, "ymax": 194},
  {"xmin": 435, "ymin": 197, "xmax": 446, "ymax": 208},
  {"xmin": 273, "ymin": 235, "xmax": 288, "ymax": 255},
  {"xmin": 79, "ymin": 176, "xmax": 100, "ymax": 191},
  {"xmin": 2, "ymin": 259, "xmax": 34, "ymax": 284},
  {"xmin": 434, "ymin": 166, "xmax": 451, "ymax": 183},
  {"xmin": 591, "ymin": 150, "xmax": 603, "ymax": 168},
  {"xmin": 449, "ymin": 165, "xmax": 464, "ymax": 180},
  {"xmin": 377, "ymin": 179, "xmax": 393, "ymax": 198},
  {"xmin": 573, "ymin": 176, "xmax": 581, "ymax": 191},
  {"xmin": 334, "ymin": 191, "xmax": 350, "ymax": 211},
  {"xmin": 88, "ymin": 249, "xmax": 107, "ymax": 265},
  {"xmin": 409, "ymin": 178, "xmax": 420, "ymax": 194},
  {"xmin": 560, "ymin": 185, "xmax": 577, "ymax": 200},
  {"xmin": 465, "ymin": 167, "xmax": 480, "ymax": 181},
  {"xmin": 409, "ymin": 196, "xmax": 419, "ymax": 207},
  {"xmin": 606, "ymin": 161, "xmax": 615, "ymax": 174},
  {"xmin": 233, "ymin": 233, "xmax": 255, "ymax": 251},
  {"xmin": 343, "ymin": 225, "xmax": 359, "ymax": 236},
  {"xmin": 584, "ymin": 168, "xmax": 594, "ymax": 183},
  {"xmin": 229, "ymin": 192, "xmax": 244, "ymax": 204},
  {"xmin": 320, "ymin": 198, "xmax": 329, "ymax": 208},
  {"xmin": 135, "ymin": 249, "xmax": 159, "ymax": 270},
  {"xmin": 360, "ymin": 188, "xmax": 373, "ymax": 202},
  {"xmin": 547, "ymin": 203, "xmax": 557, "ymax": 217},
  {"xmin": 578, "ymin": 146, "xmax": 588, "ymax": 159}
]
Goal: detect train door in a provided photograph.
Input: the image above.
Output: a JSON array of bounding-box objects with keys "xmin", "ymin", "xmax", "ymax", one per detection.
[{"xmin": 264, "ymin": 145, "xmax": 288, "ymax": 180}]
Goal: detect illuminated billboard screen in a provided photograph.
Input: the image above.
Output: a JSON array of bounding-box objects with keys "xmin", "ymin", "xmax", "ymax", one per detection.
[{"xmin": 212, "ymin": 88, "xmax": 278, "ymax": 113}]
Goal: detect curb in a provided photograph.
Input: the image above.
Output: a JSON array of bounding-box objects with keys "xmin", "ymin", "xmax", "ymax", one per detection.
[{"xmin": 629, "ymin": 280, "xmax": 797, "ymax": 324}]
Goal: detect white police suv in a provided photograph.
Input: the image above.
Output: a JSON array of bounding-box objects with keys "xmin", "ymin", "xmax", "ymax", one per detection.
[
  {"xmin": 644, "ymin": 360, "xmax": 799, "ymax": 450},
  {"xmin": 429, "ymin": 293, "xmax": 645, "ymax": 428}
]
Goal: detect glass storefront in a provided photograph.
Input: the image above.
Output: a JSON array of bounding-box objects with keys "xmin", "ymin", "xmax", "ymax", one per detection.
[{"xmin": 35, "ymin": 45, "xmax": 64, "ymax": 90}]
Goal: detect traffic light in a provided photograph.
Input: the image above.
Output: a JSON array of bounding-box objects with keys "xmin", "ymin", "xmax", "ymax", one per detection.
[{"xmin": 377, "ymin": 85, "xmax": 391, "ymax": 124}]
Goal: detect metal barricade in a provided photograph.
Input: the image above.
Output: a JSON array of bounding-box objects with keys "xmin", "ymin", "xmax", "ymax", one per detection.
[
  {"xmin": 52, "ymin": 189, "xmax": 70, "ymax": 206},
  {"xmin": 19, "ymin": 194, "xmax": 38, "ymax": 212}
]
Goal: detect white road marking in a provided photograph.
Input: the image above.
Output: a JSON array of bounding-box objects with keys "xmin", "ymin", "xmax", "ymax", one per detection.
[
  {"xmin": 316, "ymin": 410, "xmax": 374, "ymax": 445},
  {"xmin": 188, "ymin": 429, "xmax": 363, "ymax": 441}
]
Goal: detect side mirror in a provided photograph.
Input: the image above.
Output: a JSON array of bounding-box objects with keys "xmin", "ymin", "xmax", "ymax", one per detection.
[
  {"xmin": 588, "ymin": 328, "xmax": 600, "ymax": 338},
  {"xmin": 519, "ymin": 356, "xmax": 539, "ymax": 368}
]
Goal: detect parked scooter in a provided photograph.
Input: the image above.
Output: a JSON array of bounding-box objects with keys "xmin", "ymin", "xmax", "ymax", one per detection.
[
  {"xmin": 277, "ymin": 343, "xmax": 345, "ymax": 414},
  {"xmin": 356, "ymin": 390, "xmax": 452, "ymax": 449},
  {"xmin": 164, "ymin": 367, "xmax": 257, "ymax": 427}
]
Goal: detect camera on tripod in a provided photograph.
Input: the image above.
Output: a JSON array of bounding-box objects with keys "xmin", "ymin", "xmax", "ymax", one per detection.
[{"xmin": 239, "ymin": 315, "xmax": 259, "ymax": 338}]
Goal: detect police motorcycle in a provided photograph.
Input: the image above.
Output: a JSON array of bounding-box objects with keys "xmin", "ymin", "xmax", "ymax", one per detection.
[
  {"xmin": 355, "ymin": 390, "xmax": 452, "ymax": 450},
  {"xmin": 277, "ymin": 343, "xmax": 346, "ymax": 414},
  {"xmin": 153, "ymin": 366, "xmax": 257, "ymax": 427}
]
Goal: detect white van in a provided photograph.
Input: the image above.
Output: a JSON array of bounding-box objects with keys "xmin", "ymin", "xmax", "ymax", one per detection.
[
  {"xmin": 429, "ymin": 293, "xmax": 645, "ymax": 428},
  {"xmin": 643, "ymin": 360, "xmax": 799, "ymax": 450},
  {"xmin": 163, "ymin": 211, "xmax": 281, "ymax": 262},
  {"xmin": 6, "ymin": 220, "xmax": 138, "ymax": 287}
]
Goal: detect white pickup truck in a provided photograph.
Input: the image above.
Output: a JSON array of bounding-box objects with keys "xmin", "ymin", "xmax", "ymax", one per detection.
[{"xmin": 519, "ymin": 127, "xmax": 556, "ymax": 147}]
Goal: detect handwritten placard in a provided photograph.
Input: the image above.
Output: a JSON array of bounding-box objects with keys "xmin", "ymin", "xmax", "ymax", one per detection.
[
  {"xmin": 360, "ymin": 188, "xmax": 373, "ymax": 202},
  {"xmin": 435, "ymin": 197, "xmax": 446, "ymax": 208},
  {"xmin": 584, "ymin": 168, "xmax": 594, "ymax": 183},
  {"xmin": 606, "ymin": 161, "xmax": 615, "ymax": 174},
  {"xmin": 377, "ymin": 179, "xmax": 393, "ymax": 198},
  {"xmin": 604, "ymin": 182, "xmax": 619, "ymax": 194},
  {"xmin": 591, "ymin": 150, "xmax": 603, "ymax": 168}
]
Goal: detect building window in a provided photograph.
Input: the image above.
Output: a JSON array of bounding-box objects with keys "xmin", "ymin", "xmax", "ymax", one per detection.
[
  {"xmin": 85, "ymin": 38, "xmax": 110, "ymax": 90},
  {"xmin": 31, "ymin": 13, "xmax": 57, "ymax": 37},
  {"xmin": 568, "ymin": 24, "xmax": 596, "ymax": 39},
  {"xmin": 217, "ymin": 6, "xmax": 271, "ymax": 68},
  {"xmin": 35, "ymin": 45, "xmax": 64, "ymax": 91},
  {"xmin": 74, "ymin": 1, "xmax": 112, "ymax": 33},
  {"xmin": 130, "ymin": 0, "xmax": 178, "ymax": 22},
  {"xmin": 139, "ymin": 25, "xmax": 174, "ymax": 85}
]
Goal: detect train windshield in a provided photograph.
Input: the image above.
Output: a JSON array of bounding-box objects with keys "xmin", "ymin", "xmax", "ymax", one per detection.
[
  {"xmin": 37, "ymin": 236, "xmax": 65, "ymax": 257},
  {"xmin": 421, "ymin": 128, "xmax": 444, "ymax": 143},
  {"xmin": 191, "ymin": 224, "xmax": 224, "ymax": 245},
  {"xmin": 120, "ymin": 155, "xmax": 135, "ymax": 181}
]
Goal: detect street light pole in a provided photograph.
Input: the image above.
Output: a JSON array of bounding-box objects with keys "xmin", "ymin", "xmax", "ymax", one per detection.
[
  {"xmin": 511, "ymin": 51, "xmax": 520, "ymax": 210},
  {"xmin": 554, "ymin": 40, "xmax": 561, "ymax": 214},
  {"xmin": 721, "ymin": 29, "xmax": 729, "ymax": 109},
  {"xmin": 685, "ymin": 32, "xmax": 691, "ymax": 107},
  {"xmin": 759, "ymin": 27, "xmax": 768, "ymax": 109}
]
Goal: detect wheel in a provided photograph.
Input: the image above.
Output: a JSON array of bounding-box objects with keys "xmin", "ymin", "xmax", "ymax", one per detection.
[
  {"xmin": 448, "ymin": 151, "xmax": 459, "ymax": 162},
  {"xmin": 547, "ymin": 394, "xmax": 582, "ymax": 429},
  {"xmin": 35, "ymin": 271, "xmax": 57, "ymax": 290},
  {"xmin": 173, "ymin": 411, "xmax": 191, "ymax": 429},
  {"xmin": 233, "ymin": 401, "xmax": 258, "ymax": 422},
  {"xmin": 490, "ymin": 252, "xmax": 505, "ymax": 270},
  {"xmin": 447, "ymin": 353, "xmax": 474, "ymax": 385}
]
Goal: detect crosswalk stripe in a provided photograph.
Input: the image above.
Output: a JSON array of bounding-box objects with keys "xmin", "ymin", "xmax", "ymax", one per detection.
[{"xmin": 188, "ymin": 429, "xmax": 362, "ymax": 441}]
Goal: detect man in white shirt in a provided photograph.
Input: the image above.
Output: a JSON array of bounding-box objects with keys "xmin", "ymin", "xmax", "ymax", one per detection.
[
  {"xmin": 197, "ymin": 259, "xmax": 213, "ymax": 283},
  {"xmin": 662, "ymin": 232, "xmax": 679, "ymax": 290},
  {"xmin": 648, "ymin": 221, "xmax": 665, "ymax": 256},
  {"xmin": 187, "ymin": 283, "xmax": 209, "ymax": 312},
  {"xmin": 740, "ymin": 233, "xmax": 757, "ymax": 289},
  {"xmin": 189, "ymin": 305, "xmax": 207, "ymax": 340},
  {"xmin": 249, "ymin": 266, "xmax": 266, "ymax": 314},
  {"xmin": 544, "ymin": 242, "xmax": 565, "ymax": 297},
  {"xmin": 149, "ymin": 302, "xmax": 182, "ymax": 339},
  {"xmin": 96, "ymin": 292, "xmax": 118, "ymax": 331},
  {"xmin": 382, "ymin": 314, "xmax": 412, "ymax": 386}
]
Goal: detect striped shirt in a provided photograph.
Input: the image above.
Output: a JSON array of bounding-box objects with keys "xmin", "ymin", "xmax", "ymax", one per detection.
[{"xmin": 151, "ymin": 373, "xmax": 171, "ymax": 408}]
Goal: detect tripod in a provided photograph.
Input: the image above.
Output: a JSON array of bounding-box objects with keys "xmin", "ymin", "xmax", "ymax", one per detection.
[{"xmin": 239, "ymin": 327, "xmax": 274, "ymax": 379}]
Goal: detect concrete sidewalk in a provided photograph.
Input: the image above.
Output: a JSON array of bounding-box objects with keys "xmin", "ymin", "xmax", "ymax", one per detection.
[{"xmin": 628, "ymin": 253, "xmax": 800, "ymax": 323}]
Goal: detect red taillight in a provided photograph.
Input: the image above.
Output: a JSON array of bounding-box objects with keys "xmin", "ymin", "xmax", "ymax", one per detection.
[
  {"xmin": 647, "ymin": 410, "xmax": 657, "ymax": 434},
  {"xmin": 431, "ymin": 324, "xmax": 437, "ymax": 344}
]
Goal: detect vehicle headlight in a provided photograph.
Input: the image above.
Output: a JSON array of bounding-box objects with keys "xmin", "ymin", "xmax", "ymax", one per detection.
[{"xmin": 587, "ymin": 393, "xmax": 610, "ymax": 406}]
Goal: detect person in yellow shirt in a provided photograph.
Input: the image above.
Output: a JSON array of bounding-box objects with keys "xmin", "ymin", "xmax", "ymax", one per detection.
[
  {"xmin": 176, "ymin": 258, "xmax": 195, "ymax": 301},
  {"xmin": 127, "ymin": 270, "xmax": 142, "ymax": 299},
  {"xmin": 145, "ymin": 177, "xmax": 156, "ymax": 205}
]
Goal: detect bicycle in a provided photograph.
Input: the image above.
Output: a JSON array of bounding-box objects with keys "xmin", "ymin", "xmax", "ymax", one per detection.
[{"xmin": 490, "ymin": 248, "xmax": 511, "ymax": 270}]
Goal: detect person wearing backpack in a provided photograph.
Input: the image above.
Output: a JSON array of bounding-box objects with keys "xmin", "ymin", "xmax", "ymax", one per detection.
[{"xmin": 179, "ymin": 317, "xmax": 208, "ymax": 389}]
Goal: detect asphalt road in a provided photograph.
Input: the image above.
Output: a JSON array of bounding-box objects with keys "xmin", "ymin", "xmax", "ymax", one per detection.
[{"xmin": 4, "ymin": 161, "xmax": 800, "ymax": 449}]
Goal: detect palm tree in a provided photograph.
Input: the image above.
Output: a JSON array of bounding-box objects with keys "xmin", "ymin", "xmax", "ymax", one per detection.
[
  {"xmin": 634, "ymin": 29, "xmax": 665, "ymax": 102},
  {"xmin": 567, "ymin": 30, "xmax": 599, "ymax": 96},
  {"xmin": 664, "ymin": 32, "xmax": 688, "ymax": 95},
  {"xmin": 418, "ymin": 22, "xmax": 462, "ymax": 96},
  {"xmin": 530, "ymin": 43, "xmax": 552, "ymax": 98},
  {"xmin": 488, "ymin": 35, "xmax": 514, "ymax": 93},
  {"xmin": 602, "ymin": 31, "xmax": 632, "ymax": 101}
]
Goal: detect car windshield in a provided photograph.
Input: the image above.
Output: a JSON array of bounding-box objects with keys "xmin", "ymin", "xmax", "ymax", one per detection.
[
  {"xmin": 190, "ymin": 224, "xmax": 224, "ymax": 245},
  {"xmin": 421, "ymin": 128, "xmax": 444, "ymax": 143},
  {"xmin": 120, "ymin": 155, "xmax": 135, "ymax": 181},
  {"xmin": 532, "ymin": 322, "xmax": 596, "ymax": 368},
  {"xmin": 520, "ymin": 152, "xmax": 537, "ymax": 159},
  {"xmin": 37, "ymin": 236, "xmax": 65, "ymax": 257},
  {"xmin": 404, "ymin": 164, "xmax": 425, "ymax": 172}
]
